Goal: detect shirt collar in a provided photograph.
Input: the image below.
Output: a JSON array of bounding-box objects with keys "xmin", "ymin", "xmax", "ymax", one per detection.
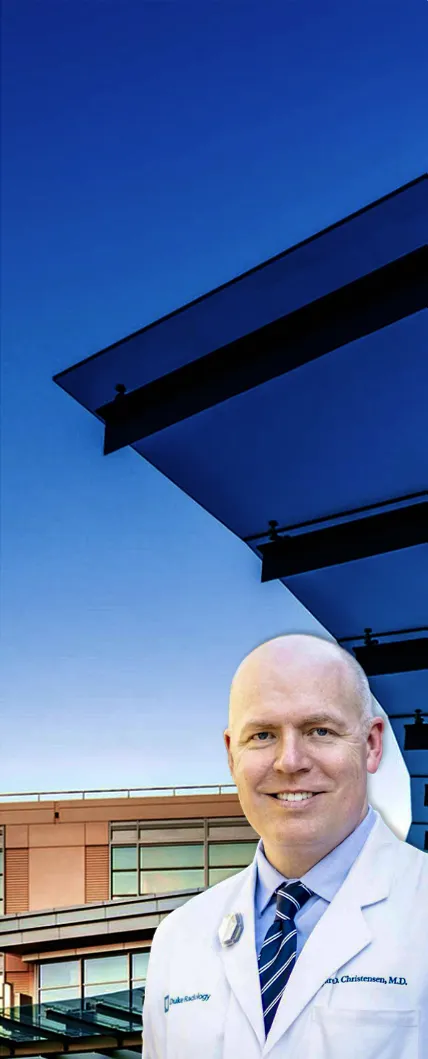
[{"xmin": 255, "ymin": 804, "xmax": 377, "ymax": 914}]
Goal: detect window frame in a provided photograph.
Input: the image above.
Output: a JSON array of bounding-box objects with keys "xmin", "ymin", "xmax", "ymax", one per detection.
[
  {"xmin": 110, "ymin": 817, "xmax": 258, "ymax": 898},
  {"xmin": 37, "ymin": 950, "xmax": 150, "ymax": 1006}
]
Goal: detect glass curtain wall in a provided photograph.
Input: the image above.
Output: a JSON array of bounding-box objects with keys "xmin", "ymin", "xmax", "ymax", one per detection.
[
  {"xmin": 111, "ymin": 818, "xmax": 259, "ymax": 898},
  {"xmin": 39, "ymin": 953, "xmax": 150, "ymax": 1005}
]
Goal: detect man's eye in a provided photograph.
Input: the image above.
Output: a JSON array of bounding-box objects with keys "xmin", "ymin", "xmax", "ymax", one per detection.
[
  {"xmin": 252, "ymin": 731, "xmax": 273, "ymax": 742},
  {"xmin": 311, "ymin": 727, "xmax": 331, "ymax": 737}
]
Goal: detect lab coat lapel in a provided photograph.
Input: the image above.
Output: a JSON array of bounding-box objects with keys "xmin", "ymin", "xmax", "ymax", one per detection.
[
  {"xmin": 264, "ymin": 818, "xmax": 395, "ymax": 1055},
  {"xmin": 218, "ymin": 861, "xmax": 265, "ymax": 1049}
]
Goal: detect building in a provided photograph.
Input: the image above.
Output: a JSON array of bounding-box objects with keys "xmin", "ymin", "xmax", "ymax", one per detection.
[{"xmin": 0, "ymin": 784, "xmax": 256, "ymax": 1055}]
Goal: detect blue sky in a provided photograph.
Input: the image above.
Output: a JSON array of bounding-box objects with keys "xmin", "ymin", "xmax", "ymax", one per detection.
[{"xmin": 1, "ymin": 0, "xmax": 427, "ymax": 794}]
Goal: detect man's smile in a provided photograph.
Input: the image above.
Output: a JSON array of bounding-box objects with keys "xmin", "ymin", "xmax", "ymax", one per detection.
[{"xmin": 265, "ymin": 790, "xmax": 325, "ymax": 806}]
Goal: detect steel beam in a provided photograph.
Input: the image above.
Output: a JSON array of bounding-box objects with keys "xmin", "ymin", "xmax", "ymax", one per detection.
[
  {"xmin": 97, "ymin": 246, "xmax": 427, "ymax": 454},
  {"xmin": 259, "ymin": 501, "xmax": 427, "ymax": 579}
]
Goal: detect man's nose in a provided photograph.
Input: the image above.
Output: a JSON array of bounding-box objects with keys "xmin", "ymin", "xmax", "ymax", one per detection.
[{"xmin": 273, "ymin": 733, "xmax": 311, "ymax": 772}]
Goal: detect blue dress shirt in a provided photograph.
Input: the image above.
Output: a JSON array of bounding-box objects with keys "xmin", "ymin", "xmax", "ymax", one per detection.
[{"xmin": 254, "ymin": 804, "xmax": 376, "ymax": 958}]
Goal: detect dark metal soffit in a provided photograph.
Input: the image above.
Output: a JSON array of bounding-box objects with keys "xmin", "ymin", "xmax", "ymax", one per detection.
[
  {"xmin": 353, "ymin": 638, "xmax": 428, "ymax": 676},
  {"xmin": 96, "ymin": 245, "xmax": 427, "ymax": 453},
  {"xmin": 258, "ymin": 498, "xmax": 428, "ymax": 580},
  {"xmin": 338, "ymin": 625, "xmax": 428, "ymax": 677}
]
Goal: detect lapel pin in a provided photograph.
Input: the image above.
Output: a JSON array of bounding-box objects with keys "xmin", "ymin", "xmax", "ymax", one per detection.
[{"xmin": 218, "ymin": 912, "xmax": 244, "ymax": 947}]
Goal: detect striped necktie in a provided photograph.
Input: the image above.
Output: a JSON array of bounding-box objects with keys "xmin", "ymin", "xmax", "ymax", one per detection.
[{"xmin": 258, "ymin": 879, "xmax": 313, "ymax": 1036}]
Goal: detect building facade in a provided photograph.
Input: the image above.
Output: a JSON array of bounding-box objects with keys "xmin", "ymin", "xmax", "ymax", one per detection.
[{"xmin": 0, "ymin": 786, "xmax": 257, "ymax": 1013}]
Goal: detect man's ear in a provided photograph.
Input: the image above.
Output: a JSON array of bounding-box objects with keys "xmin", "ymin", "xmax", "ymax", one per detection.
[
  {"xmin": 223, "ymin": 730, "xmax": 235, "ymax": 777},
  {"xmin": 366, "ymin": 717, "xmax": 384, "ymax": 774}
]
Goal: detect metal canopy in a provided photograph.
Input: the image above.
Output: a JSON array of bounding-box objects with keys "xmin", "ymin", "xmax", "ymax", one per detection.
[
  {"xmin": 53, "ymin": 174, "xmax": 428, "ymax": 847},
  {"xmin": 0, "ymin": 991, "xmax": 142, "ymax": 1059},
  {"xmin": 0, "ymin": 891, "xmax": 200, "ymax": 955},
  {"xmin": 258, "ymin": 500, "xmax": 427, "ymax": 580},
  {"xmin": 97, "ymin": 245, "xmax": 426, "ymax": 454}
]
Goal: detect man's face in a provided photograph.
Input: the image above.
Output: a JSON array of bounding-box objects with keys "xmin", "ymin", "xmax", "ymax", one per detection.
[{"xmin": 224, "ymin": 644, "xmax": 383, "ymax": 868}]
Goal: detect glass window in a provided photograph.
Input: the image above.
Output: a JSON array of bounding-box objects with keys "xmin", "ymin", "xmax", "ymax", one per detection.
[
  {"xmin": 84, "ymin": 955, "xmax": 128, "ymax": 985},
  {"xmin": 38, "ymin": 953, "xmax": 147, "ymax": 1006},
  {"xmin": 209, "ymin": 867, "xmax": 244, "ymax": 886},
  {"xmin": 111, "ymin": 828, "xmax": 138, "ymax": 843},
  {"xmin": 84, "ymin": 981, "xmax": 127, "ymax": 998},
  {"xmin": 82, "ymin": 990, "xmax": 131, "ymax": 1014},
  {"xmin": 208, "ymin": 822, "xmax": 258, "ymax": 841},
  {"xmin": 140, "ymin": 845, "xmax": 203, "ymax": 869},
  {"xmin": 208, "ymin": 842, "xmax": 258, "ymax": 867},
  {"xmin": 40, "ymin": 960, "xmax": 80, "ymax": 988},
  {"xmin": 132, "ymin": 953, "xmax": 150, "ymax": 981},
  {"xmin": 109, "ymin": 817, "xmax": 258, "ymax": 900},
  {"xmin": 40, "ymin": 986, "xmax": 80, "ymax": 1004},
  {"xmin": 132, "ymin": 981, "xmax": 146, "ymax": 1003},
  {"xmin": 112, "ymin": 846, "xmax": 138, "ymax": 870},
  {"xmin": 112, "ymin": 871, "xmax": 138, "ymax": 896},
  {"xmin": 140, "ymin": 868, "xmax": 204, "ymax": 894},
  {"xmin": 139, "ymin": 826, "xmax": 204, "ymax": 844}
]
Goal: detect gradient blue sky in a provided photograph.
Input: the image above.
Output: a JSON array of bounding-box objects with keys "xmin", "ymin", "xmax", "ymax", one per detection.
[{"xmin": 1, "ymin": 0, "xmax": 427, "ymax": 794}]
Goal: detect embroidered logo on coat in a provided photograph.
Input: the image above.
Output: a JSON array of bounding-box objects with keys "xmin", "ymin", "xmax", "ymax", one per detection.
[{"xmin": 164, "ymin": 993, "xmax": 211, "ymax": 1013}]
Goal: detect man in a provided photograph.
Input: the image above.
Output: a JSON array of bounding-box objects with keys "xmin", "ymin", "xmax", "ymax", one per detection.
[{"xmin": 142, "ymin": 634, "xmax": 428, "ymax": 1059}]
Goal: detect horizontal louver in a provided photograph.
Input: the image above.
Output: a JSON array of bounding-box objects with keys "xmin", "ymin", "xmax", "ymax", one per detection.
[
  {"xmin": 7, "ymin": 970, "xmax": 31, "ymax": 996},
  {"xmin": 5, "ymin": 849, "xmax": 29, "ymax": 913},
  {"xmin": 85, "ymin": 845, "xmax": 109, "ymax": 902}
]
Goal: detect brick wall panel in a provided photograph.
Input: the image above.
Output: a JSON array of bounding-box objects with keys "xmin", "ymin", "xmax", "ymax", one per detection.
[{"xmin": 85, "ymin": 845, "xmax": 109, "ymax": 902}]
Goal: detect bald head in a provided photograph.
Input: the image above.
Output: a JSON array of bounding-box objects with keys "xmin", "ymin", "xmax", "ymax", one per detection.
[
  {"xmin": 224, "ymin": 633, "xmax": 383, "ymax": 877},
  {"xmin": 229, "ymin": 633, "xmax": 374, "ymax": 734}
]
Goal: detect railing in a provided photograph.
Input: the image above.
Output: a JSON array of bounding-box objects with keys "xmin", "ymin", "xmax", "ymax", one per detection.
[
  {"xmin": 0, "ymin": 783, "xmax": 238, "ymax": 803},
  {"xmin": 0, "ymin": 776, "xmax": 425, "ymax": 804}
]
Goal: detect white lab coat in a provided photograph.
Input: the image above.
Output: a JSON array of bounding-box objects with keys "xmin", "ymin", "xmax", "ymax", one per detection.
[{"xmin": 142, "ymin": 812, "xmax": 428, "ymax": 1059}]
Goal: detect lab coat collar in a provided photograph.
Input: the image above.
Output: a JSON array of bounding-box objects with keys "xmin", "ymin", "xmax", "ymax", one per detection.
[
  {"xmin": 217, "ymin": 857, "xmax": 265, "ymax": 1049},
  {"xmin": 255, "ymin": 804, "xmax": 377, "ymax": 912}
]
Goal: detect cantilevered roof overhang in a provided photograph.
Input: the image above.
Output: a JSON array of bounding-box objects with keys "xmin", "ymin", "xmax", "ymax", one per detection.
[
  {"xmin": 0, "ymin": 1022, "xmax": 141, "ymax": 1059},
  {"xmin": 0, "ymin": 990, "xmax": 143, "ymax": 1059},
  {"xmin": 54, "ymin": 174, "xmax": 428, "ymax": 842},
  {"xmin": 0, "ymin": 1029, "xmax": 142, "ymax": 1059},
  {"xmin": 0, "ymin": 891, "xmax": 201, "ymax": 956}
]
